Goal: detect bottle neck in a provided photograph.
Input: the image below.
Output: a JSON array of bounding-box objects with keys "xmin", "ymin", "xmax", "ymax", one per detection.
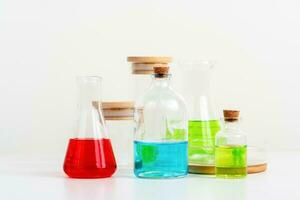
[
  {"xmin": 223, "ymin": 120, "xmax": 240, "ymax": 130},
  {"xmin": 151, "ymin": 75, "xmax": 171, "ymax": 89},
  {"xmin": 77, "ymin": 76, "xmax": 102, "ymax": 109}
]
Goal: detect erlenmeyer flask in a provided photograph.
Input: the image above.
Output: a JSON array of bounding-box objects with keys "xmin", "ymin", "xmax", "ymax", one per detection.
[
  {"xmin": 181, "ymin": 61, "xmax": 221, "ymax": 170},
  {"xmin": 63, "ymin": 76, "xmax": 117, "ymax": 178}
]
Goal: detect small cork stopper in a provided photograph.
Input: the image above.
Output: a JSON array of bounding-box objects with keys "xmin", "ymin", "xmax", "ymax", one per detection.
[
  {"xmin": 154, "ymin": 66, "xmax": 169, "ymax": 77},
  {"xmin": 223, "ymin": 110, "xmax": 240, "ymax": 121}
]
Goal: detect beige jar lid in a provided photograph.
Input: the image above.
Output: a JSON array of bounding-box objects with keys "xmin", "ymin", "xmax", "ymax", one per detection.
[
  {"xmin": 101, "ymin": 101, "xmax": 135, "ymax": 120},
  {"xmin": 127, "ymin": 56, "xmax": 172, "ymax": 63},
  {"xmin": 127, "ymin": 56, "xmax": 172, "ymax": 74}
]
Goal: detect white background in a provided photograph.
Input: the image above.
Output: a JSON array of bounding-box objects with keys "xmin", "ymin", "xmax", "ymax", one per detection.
[{"xmin": 1, "ymin": 0, "xmax": 300, "ymax": 157}]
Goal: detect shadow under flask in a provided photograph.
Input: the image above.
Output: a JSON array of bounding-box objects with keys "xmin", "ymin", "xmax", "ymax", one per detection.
[
  {"xmin": 215, "ymin": 110, "xmax": 247, "ymax": 178},
  {"xmin": 134, "ymin": 67, "xmax": 188, "ymax": 179},
  {"xmin": 63, "ymin": 76, "xmax": 117, "ymax": 178}
]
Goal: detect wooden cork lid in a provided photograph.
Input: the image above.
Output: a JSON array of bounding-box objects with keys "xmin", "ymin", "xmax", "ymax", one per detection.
[
  {"xmin": 93, "ymin": 101, "xmax": 135, "ymax": 120},
  {"xmin": 223, "ymin": 110, "xmax": 240, "ymax": 121},
  {"xmin": 127, "ymin": 56, "xmax": 172, "ymax": 64},
  {"xmin": 131, "ymin": 63, "xmax": 169, "ymax": 75},
  {"xmin": 127, "ymin": 56, "xmax": 172, "ymax": 75},
  {"xmin": 101, "ymin": 101, "xmax": 134, "ymax": 110}
]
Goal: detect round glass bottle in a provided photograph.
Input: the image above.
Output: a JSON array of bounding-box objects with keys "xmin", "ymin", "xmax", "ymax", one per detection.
[
  {"xmin": 215, "ymin": 110, "xmax": 247, "ymax": 178},
  {"xmin": 63, "ymin": 76, "xmax": 117, "ymax": 178},
  {"xmin": 134, "ymin": 67, "xmax": 188, "ymax": 178}
]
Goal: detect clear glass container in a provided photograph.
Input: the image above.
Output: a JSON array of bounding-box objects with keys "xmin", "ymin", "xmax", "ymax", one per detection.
[
  {"xmin": 215, "ymin": 110, "xmax": 247, "ymax": 178},
  {"xmin": 63, "ymin": 76, "xmax": 117, "ymax": 178},
  {"xmin": 102, "ymin": 101, "xmax": 135, "ymax": 168},
  {"xmin": 180, "ymin": 60, "xmax": 221, "ymax": 170},
  {"xmin": 134, "ymin": 67, "xmax": 188, "ymax": 178}
]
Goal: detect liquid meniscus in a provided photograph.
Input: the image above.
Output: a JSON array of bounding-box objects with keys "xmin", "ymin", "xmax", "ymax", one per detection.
[
  {"xmin": 188, "ymin": 120, "xmax": 221, "ymax": 165},
  {"xmin": 134, "ymin": 140, "xmax": 188, "ymax": 178},
  {"xmin": 215, "ymin": 145, "xmax": 247, "ymax": 178},
  {"xmin": 63, "ymin": 138, "xmax": 117, "ymax": 178}
]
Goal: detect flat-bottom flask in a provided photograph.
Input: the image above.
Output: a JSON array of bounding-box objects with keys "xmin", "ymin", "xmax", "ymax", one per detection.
[
  {"xmin": 180, "ymin": 60, "xmax": 220, "ymax": 171},
  {"xmin": 63, "ymin": 76, "xmax": 116, "ymax": 178},
  {"xmin": 64, "ymin": 138, "xmax": 116, "ymax": 178}
]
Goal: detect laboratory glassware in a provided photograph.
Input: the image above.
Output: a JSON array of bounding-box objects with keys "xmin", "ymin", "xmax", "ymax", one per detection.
[
  {"xmin": 102, "ymin": 101, "xmax": 135, "ymax": 167},
  {"xmin": 215, "ymin": 110, "xmax": 247, "ymax": 178},
  {"xmin": 180, "ymin": 60, "xmax": 220, "ymax": 174},
  {"xmin": 63, "ymin": 76, "xmax": 117, "ymax": 178},
  {"xmin": 134, "ymin": 67, "xmax": 188, "ymax": 178}
]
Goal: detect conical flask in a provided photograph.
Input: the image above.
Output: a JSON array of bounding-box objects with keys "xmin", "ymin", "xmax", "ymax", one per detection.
[
  {"xmin": 181, "ymin": 61, "xmax": 221, "ymax": 168},
  {"xmin": 63, "ymin": 76, "xmax": 117, "ymax": 178}
]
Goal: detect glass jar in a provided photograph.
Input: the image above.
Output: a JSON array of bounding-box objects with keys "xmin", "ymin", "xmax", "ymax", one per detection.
[
  {"xmin": 101, "ymin": 101, "xmax": 135, "ymax": 168},
  {"xmin": 134, "ymin": 67, "xmax": 188, "ymax": 179}
]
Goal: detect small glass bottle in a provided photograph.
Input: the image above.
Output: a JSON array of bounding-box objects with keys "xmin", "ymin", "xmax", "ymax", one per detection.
[
  {"xmin": 134, "ymin": 66, "xmax": 188, "ymax": 179},
  {"xmin": 63, "ymin": 76, "xmax": 117, "ymax": 178},
  {"xmin": 215, "ymin": 110, "xmax": 247, "ymax": 178},
  {"xmin": 101, "ymin": 101, "xmax": 135, "ymax": 167}
]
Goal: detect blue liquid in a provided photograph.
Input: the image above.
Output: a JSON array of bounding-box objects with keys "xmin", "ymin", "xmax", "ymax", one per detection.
[{"xmin": 134, "ymin": 140, "xmax": 188, "ymax": 178}]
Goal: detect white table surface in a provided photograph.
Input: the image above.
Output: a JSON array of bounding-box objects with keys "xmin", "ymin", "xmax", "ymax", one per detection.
[{"xmin": 0, "ymin": 152, "xmax": 299, "ymax": 200}]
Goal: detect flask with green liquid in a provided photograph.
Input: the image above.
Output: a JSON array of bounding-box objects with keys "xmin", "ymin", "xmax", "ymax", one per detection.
[
  {"xmin": 181, "ymin": 61, "xmax": 221, "ymax": 173},
  {"xmin": 215, "ymin": 110, "xmax": 247, "ymax": 178}
]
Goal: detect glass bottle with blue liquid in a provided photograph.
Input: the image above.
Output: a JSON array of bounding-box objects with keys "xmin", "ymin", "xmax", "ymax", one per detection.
[{"xmin": 134, "ymin": 66, "xmax": 188, "ymax": 178}]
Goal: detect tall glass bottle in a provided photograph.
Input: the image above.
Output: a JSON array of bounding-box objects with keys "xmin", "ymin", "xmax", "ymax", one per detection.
[
  {"xmin": 134, "ymin": 67, "xmax": 188, "ymax": 178},
  {"xmin": 215, "ymin": 110, "xmax": 247, "ymax": 178},
  {"xmin": 63, "ymin": 76, "xmax": 117, "ymax": 178},
  {"xmin": 181, "ymin": 61, "xmax": 221, "ymax": 173}
]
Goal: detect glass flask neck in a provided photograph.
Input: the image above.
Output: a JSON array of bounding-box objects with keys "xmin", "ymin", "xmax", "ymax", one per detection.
[
  {"xmin": 77, "ymin": 76, "xmax": 102, "ymax": 107},
  {"xmin": 76, "ymin": 76, "xmax": 107, "ymax": 139},
  {"xmin": 151, "ymin": 75, "xmax": 171, "ymax": 89},
  {"xmin": 223, "ymin": 120, "xmax": 240, "ymax": 131}
]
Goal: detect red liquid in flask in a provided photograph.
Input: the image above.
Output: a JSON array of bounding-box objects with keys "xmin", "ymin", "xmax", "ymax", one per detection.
[{"xmin": 63, "ymin": 138, "xmax": 117, "ymax": 178}]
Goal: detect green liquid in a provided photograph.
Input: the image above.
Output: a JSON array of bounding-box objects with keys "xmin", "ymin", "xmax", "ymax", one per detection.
[
  {"xmin": 188, "ymin": 120, "xmax": 221, "ymax": 165},
  {"xmin": 215, "ymin": 145, "xmax": 247, "ymax": 178}
]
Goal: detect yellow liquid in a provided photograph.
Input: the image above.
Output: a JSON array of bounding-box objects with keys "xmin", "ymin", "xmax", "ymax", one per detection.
[
  {"xmin": 188, "ymin": 120, "xmax": 221, "ymax": 165},
  {"xmin": 215, "ymin": 145, "xmax": 247, "ymax": 178}
]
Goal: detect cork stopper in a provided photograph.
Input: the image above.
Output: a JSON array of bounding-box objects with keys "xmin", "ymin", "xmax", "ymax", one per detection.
[
  {"xmin": 154, "ymin": 66, "xmax": 169, "ymax": 78},
  {"xmin": 223, "ymin": 110, "xmax": 240, "ymax": 122}
]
